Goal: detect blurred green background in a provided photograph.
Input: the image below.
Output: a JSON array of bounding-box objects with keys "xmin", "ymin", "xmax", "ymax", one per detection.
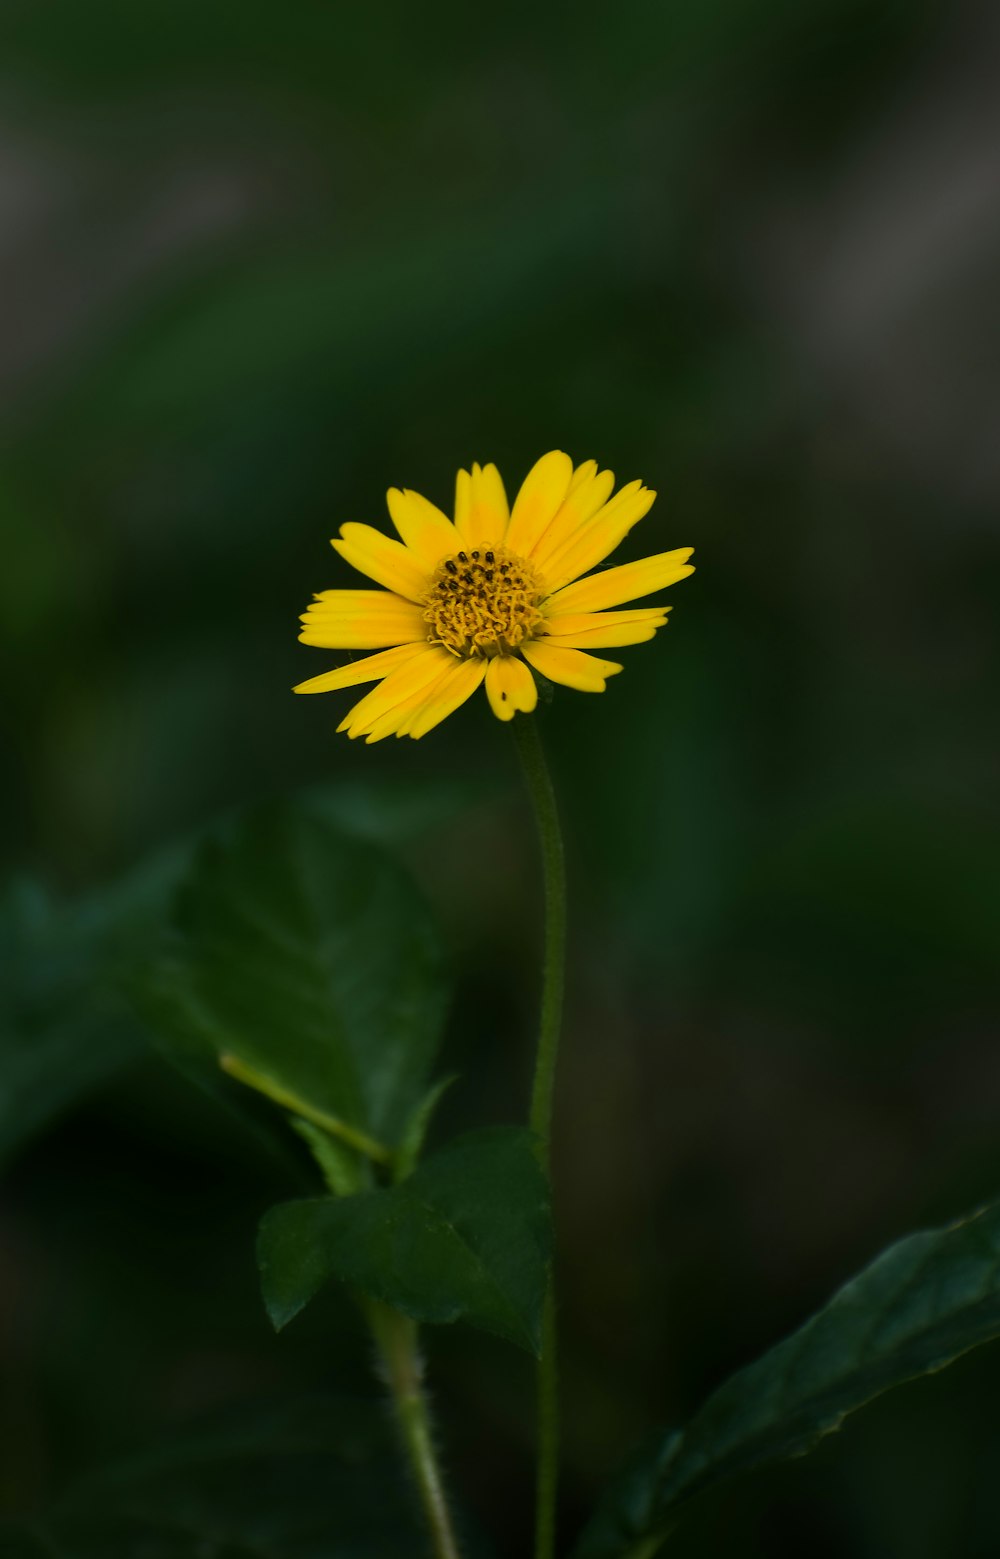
[{"xmin": 2, "ymin": 0, "xmax": 999, "ymax": 1553}]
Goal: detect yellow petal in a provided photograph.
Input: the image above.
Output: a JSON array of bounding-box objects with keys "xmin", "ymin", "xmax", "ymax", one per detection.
[
  {"xmin": 400, "ymin": 656, "xmax": 488, "ymax": 740},
  {"xmin": 521, "ymin": 640, "xmax": 623, "ymax": 692},
  {"xmin": 386, "ymin": 488, "xmax": 461, "ymax": 572},
  {"xmin": 306, "ymin": 588, "xmax": 415, "ymax": 612},
  {"xmin": 485, "ymin": 654, "xmax": 538, "ymax": 721},
  {"xmin": 337, "ymin": 646, "xmax": 453, "ymax": 738},
  {"xmin": 293, "ymin": 643, "xmax": 428, "ymax": 694},
  {"xmin": 541, "ymin": 607, "xmax": 671, "ymax": 648},
  {"xmin": 547, "ymin": 549, "xmax": 694, "ymax": 615},
  {"xmin": 362, "ymin": 671, "xmax": 453, "ymax": 743},
  {"xmin": 388, "ymin": 664, "xmax": 456, "ymax": 739},
  {"xmin": 298, "ymin": 589, "xmax": 426, "ymax": 648},
  {"xmin": 454, "ymin": 466, "xmax": 471, "ymax": 533},
  {"xmin": 531, "ymin": 467, "xmax": 616, "ymax": 576},
  {"xmin": 543, "ymin": 607, "xmax": 668, "ymax": 632},
  {"xmin": 455, "ymin": 461, "xmax": 509, "ymax": 550},
  {"xmin": 332, "ymin": 522, "xmax": 430, "ymax": 602},
  {"xmin": 567, "ymin": 458, "xmax": 598, "ymax": 494},
  {"xmin": 538, "ymin": 481, "xmax": 654, "ymax": 593},
  {"xmin": 504, "ymin": 450, "xmax": 574, "ymax": 557}
]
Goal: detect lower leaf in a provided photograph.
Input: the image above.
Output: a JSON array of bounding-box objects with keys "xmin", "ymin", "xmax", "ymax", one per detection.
[
  {"xmin": 575, "ymin": 1198, "xmax": 1000, "ymax": 1558},
  {"xmin": 259, "ymin": 1126, "xmax": 551, "ymax": 1354}
]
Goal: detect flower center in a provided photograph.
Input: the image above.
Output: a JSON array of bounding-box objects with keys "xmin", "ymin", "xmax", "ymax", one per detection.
[{"xmin": 423, "ymin": 545, "xmax": 545, "ymax": 658}]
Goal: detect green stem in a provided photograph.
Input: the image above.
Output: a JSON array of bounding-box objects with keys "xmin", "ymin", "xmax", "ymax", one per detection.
[
  {"xmin": 367, "ymin": 1302, "xmax": 463, "ymax": 1559},
  {"xmin": 511, "ymin": 712, "xmax": 567, "ymax": 1559},
  {"xmin": 219, "ymin": 1052, "xmax": 392, "ymax": 1167},
  {"xmin": 293, "ymin": 1085, "xmax": 461, "ymax": 1557},
  {"xmin": 512, "ymin": 715, "xmax": 567, "ymax": 1149}
]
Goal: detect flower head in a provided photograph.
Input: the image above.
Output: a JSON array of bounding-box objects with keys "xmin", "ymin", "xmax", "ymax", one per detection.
[{"xmin": 294, "ymin": 452, "xmax": 694, "ymax": 740}]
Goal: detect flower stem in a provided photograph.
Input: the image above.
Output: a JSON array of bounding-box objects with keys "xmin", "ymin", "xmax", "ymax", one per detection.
[
  {"xmin": 511, "ymin": 712, "xmax": 567, "ymax": 1559},
  {"xmin": 367, "ymin": 1301, "xmax": 463, "ymax": 1559}
]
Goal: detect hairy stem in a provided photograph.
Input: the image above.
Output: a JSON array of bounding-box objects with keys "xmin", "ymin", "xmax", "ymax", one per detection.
[
  {"xmin": 368, "ymin": 1302, "xmax": 463, "ymax": 1559},
  {"xmin": 512, "ymin": 712, "xmax": 567, "ymax": 1559},
  {"xmin": 293, "ymin": 1088, "xmax": 461, "ymax": 1557}
]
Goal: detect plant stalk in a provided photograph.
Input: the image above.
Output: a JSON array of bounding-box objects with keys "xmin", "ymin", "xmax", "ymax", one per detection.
[
  {"xmin": 294, "ymin": 1094, "xmax": 460, "ymax": 1557},
  {"xmin": 511, "ymin": 712, "xmax": 567, "ymax": 1559},
  {"xmin": 368, "ymin": 1301, "xmax": 463, "ymax": 1559}
]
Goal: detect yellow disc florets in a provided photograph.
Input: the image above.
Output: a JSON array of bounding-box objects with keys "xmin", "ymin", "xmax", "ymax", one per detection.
[{"xmin": 423, "ymin": 545, "xmax": 546, "ymax": 659}]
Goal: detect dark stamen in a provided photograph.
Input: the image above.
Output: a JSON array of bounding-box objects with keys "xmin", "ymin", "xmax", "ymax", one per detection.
[
  {"xmin": 485, "ymin": 550, "xmax": 495, "ymax": 564},
  {"xmin": 445, "ymin": 559, "xmax": 458, "ymax": 575}
]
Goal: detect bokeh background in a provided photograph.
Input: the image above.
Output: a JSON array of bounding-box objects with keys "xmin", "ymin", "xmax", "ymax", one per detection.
[{"xmin": 2, "ymin": 1, "xmax": 999, "ymax": 1553}]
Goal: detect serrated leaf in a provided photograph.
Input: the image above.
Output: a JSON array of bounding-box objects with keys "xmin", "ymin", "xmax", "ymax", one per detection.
[
  {"xmin": 575, "ymin": 1199, "xmax": 1000, "ymax": 1559},
  {"xmin": 143, "ymin": 797, "xmax": 448, "ymax": 1148},
  {"xmin": 259, "ymin": 1127, "xmax": 551, "ymax": 1354}
]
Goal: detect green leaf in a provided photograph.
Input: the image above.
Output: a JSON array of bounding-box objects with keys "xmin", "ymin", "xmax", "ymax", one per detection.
[
  {"xmin": 259, "ymin": 1127, "xmax": 551, "ymax": 1354},
  {"xmin": 0, "ymin": 781, "xmax": 459, "ymax": 1173},
  {"xmin": 394, "ymin": 1074, "xmax": 458, "ymax": 1182},
  {"xmin": 0, "ymin": 880, "xmax": 136, "ymax": 1167},
  {"xmin": 12, "ymin": 1396, "xmax": 446, "ymax": 1558},
  {"xmin": 0, "ymin": 849, "xmax": 191, "ymax": 1168},
  {"xmin": 575, "ymin": 1198, "xmax": 1000, "ymax": 1559},
  {"xmin": 143, "ymin": 796, "xmax": 448, "ymax": 1148},
  {"xmin": 293, "ymin": 1118, "xmax": 366, "ymax": 1199}
]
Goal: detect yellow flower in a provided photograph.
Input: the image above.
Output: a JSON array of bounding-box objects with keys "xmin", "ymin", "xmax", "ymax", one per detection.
[{"xmin": 294, "ymin": 451, "xmax": 694, "ymax": 740}]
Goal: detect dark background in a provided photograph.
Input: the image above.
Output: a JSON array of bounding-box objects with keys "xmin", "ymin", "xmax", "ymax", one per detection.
[{"xmin": 2, "ymin": 2, "xmax": 999, "ymax": 1554}]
